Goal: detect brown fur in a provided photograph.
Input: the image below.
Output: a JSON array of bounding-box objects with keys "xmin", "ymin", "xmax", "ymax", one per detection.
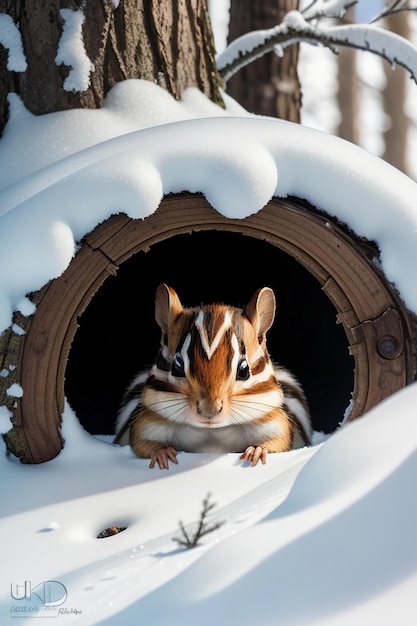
[{"xmin": 117, "ymin": 284, "xmax": 311, "ymax": 468}]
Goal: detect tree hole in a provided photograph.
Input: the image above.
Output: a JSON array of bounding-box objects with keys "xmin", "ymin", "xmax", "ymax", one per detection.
[{"xmin": 65, "ymin": 230, "xmax": 354, "ymax": 437}]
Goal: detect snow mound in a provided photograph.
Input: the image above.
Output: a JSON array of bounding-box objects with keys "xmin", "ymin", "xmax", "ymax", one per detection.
[
  {"xmin": 0, "ymin": 80, "xmax": 417, "ymax": 336},
  {"xmin": 1, "ymin": 383, "xmax": 411, "ymax": 624},
  {"xmin": 107, "ymin": 383, "xmax": 417, "ymax": 626}
]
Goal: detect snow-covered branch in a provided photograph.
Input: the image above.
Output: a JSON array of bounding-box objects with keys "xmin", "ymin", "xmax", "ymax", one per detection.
[
  {"xmin": 302, "ymin": 0, "xmax": 416, "ymax": 21},
  {"xmin": 218, "ymin": 7, "xmax": 417, "ymax": 84}
]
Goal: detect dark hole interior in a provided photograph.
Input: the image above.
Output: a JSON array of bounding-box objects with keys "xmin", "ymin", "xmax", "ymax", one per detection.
[{"xmin": 65, "ymin": 230, "xmax": 354, "ymax": 436}]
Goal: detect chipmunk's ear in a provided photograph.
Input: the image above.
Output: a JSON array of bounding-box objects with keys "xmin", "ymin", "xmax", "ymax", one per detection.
[
  {"xmin": 155, "ymin": 284, "xmax": 184, "ymax": 334},
  {"xmin": 243, "ymin": 287, "xmax": 276, "ymax": 337}
]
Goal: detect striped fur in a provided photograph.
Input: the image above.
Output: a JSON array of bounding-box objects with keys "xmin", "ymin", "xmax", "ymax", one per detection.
[{"xmin": 114, "ymin": 284, "xmax": 312, "ymax": 467}]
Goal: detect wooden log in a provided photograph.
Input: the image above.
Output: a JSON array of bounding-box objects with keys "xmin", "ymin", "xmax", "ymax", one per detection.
[{"xmin": 1, "ymin": 194, "xmax": 415, "ymax": 462}]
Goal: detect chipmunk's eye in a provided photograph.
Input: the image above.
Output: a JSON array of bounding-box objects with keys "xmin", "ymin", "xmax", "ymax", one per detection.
[
  {"xmin": 236, "ymin": 358, "xmax": 250, "ymax": 381},
  {"xmin": 171, "ymin": 352, "xmax": 185, "ymax": 377}
]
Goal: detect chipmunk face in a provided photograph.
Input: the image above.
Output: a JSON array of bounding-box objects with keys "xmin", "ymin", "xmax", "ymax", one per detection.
[{"xmin": 141, "ymin": 284, "xmax": 284, "ymax": 428}]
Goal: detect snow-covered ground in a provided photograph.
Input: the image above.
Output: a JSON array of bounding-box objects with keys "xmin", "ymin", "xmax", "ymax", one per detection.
[{"xmin": 2, "ymin": 386, "xmax": 417, "ymax": 625}]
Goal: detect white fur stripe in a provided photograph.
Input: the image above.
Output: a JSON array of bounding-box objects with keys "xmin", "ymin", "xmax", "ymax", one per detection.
[{"xmin": 194, "ymin": 310, "xmax": 232, "ymax": 360}]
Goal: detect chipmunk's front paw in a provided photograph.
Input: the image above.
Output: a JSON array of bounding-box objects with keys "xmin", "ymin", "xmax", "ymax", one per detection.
[
  {"xmin": 240, "ymin": 445, "xmax": 268, "ymax": 467},
  {"xmin": 149, "ymin": 446, "xmax": 178, "ymax": 469}
]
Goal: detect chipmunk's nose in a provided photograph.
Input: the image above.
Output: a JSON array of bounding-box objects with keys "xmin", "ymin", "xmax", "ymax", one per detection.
[{"xmin": 196, "ymin": 398, "xmax": 223, "ymax": 419}]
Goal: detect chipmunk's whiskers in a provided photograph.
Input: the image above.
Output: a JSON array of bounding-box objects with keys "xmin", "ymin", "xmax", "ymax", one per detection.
[
  {"xmin": 230, "ymin": 394, "xmax": 282, "ymax": 421},
  {"xmin": 145, "ymin": 393, "xmax": 190, "ymax": 423}
]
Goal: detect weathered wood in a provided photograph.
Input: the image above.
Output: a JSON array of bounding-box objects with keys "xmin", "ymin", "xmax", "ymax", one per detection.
[
  {"xmin": 2, "ymin": 246, "xmax": 118, "ymax": 463},
  {"xmin": 350, "ymin": 308, "xmax": 407, "ymax": 414},
  {"xmin": 1, "ymin": 194, "xmax": 415, "ymax": 462}
]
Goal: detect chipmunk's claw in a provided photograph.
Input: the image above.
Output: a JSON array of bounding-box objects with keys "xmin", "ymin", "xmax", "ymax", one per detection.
[
  {"xmin": 240, "ymin": 445, "xmax": 268, "ymax": 466},
  {"xmin": 149, "ymin": 447, "xmax": 178, "ymax": 469}
]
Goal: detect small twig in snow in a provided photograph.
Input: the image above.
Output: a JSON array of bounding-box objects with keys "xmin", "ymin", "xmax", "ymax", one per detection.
[{"xmin": 172, "ymin": 493, "xmax": 225, "ymax": 549}]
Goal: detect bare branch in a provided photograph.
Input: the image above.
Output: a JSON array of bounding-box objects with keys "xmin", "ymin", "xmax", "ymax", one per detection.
[
  {"xmin": 371, "ymin": 6, "xmax": 417, "ymax": 24},
  {"xmin": 302, "ymin": 0, "xmax": 358, "ymax": 21}
]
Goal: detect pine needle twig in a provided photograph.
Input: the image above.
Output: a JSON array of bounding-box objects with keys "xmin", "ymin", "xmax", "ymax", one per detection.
[{"xmin": 172, "ymin": 492, "xmax": 225, "ymax": 549}]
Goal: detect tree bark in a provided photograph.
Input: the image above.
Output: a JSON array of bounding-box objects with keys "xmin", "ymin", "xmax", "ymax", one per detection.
[
  {"xmin": 336, "ymin": 7, "xmax": 359, "ymax": 144},
  {"xmin": 0, "ymin": 0, "xmax": 223, "ymax": 135},
  {"xmin": 382, "ymin": 11, "xmax": 410, "ymax": 175},
  {"xmin": 226, "ymin": 0, "xmax": 301, "ymax": 122}
]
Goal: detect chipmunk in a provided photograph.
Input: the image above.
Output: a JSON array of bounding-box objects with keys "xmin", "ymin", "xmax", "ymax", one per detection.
[{"xmin": 114, "ymin": 284, "xmax": 311, "ymax": 469}]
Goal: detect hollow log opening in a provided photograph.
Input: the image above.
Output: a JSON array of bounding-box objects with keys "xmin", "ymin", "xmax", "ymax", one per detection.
[
  {"xmin": 3, "ymin": 194, "xmax": 415, "ymax": 464},
  {"xmin": 65, "ymin": 230, "xmax": 354, "ymax": 436}
]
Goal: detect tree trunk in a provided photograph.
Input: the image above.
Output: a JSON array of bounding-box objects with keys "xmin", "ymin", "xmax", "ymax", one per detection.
[
  {"xmin": 0, "ymin": 0, "xmax": 223, "ymax": 135},
  {"xmin": 336, "ymin": 7, "xmax": 359, "ymax": 144},
  {"xmin": 336, "ymin": 47, "xmax": 358, "ymax": 143},
  {"xmin": 382, "ymin": 11, "xmax": 410, "ymax": 175},
  {"xmin": 226, "ymin": 0, "xmax": 301, "ymax": 122}
]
